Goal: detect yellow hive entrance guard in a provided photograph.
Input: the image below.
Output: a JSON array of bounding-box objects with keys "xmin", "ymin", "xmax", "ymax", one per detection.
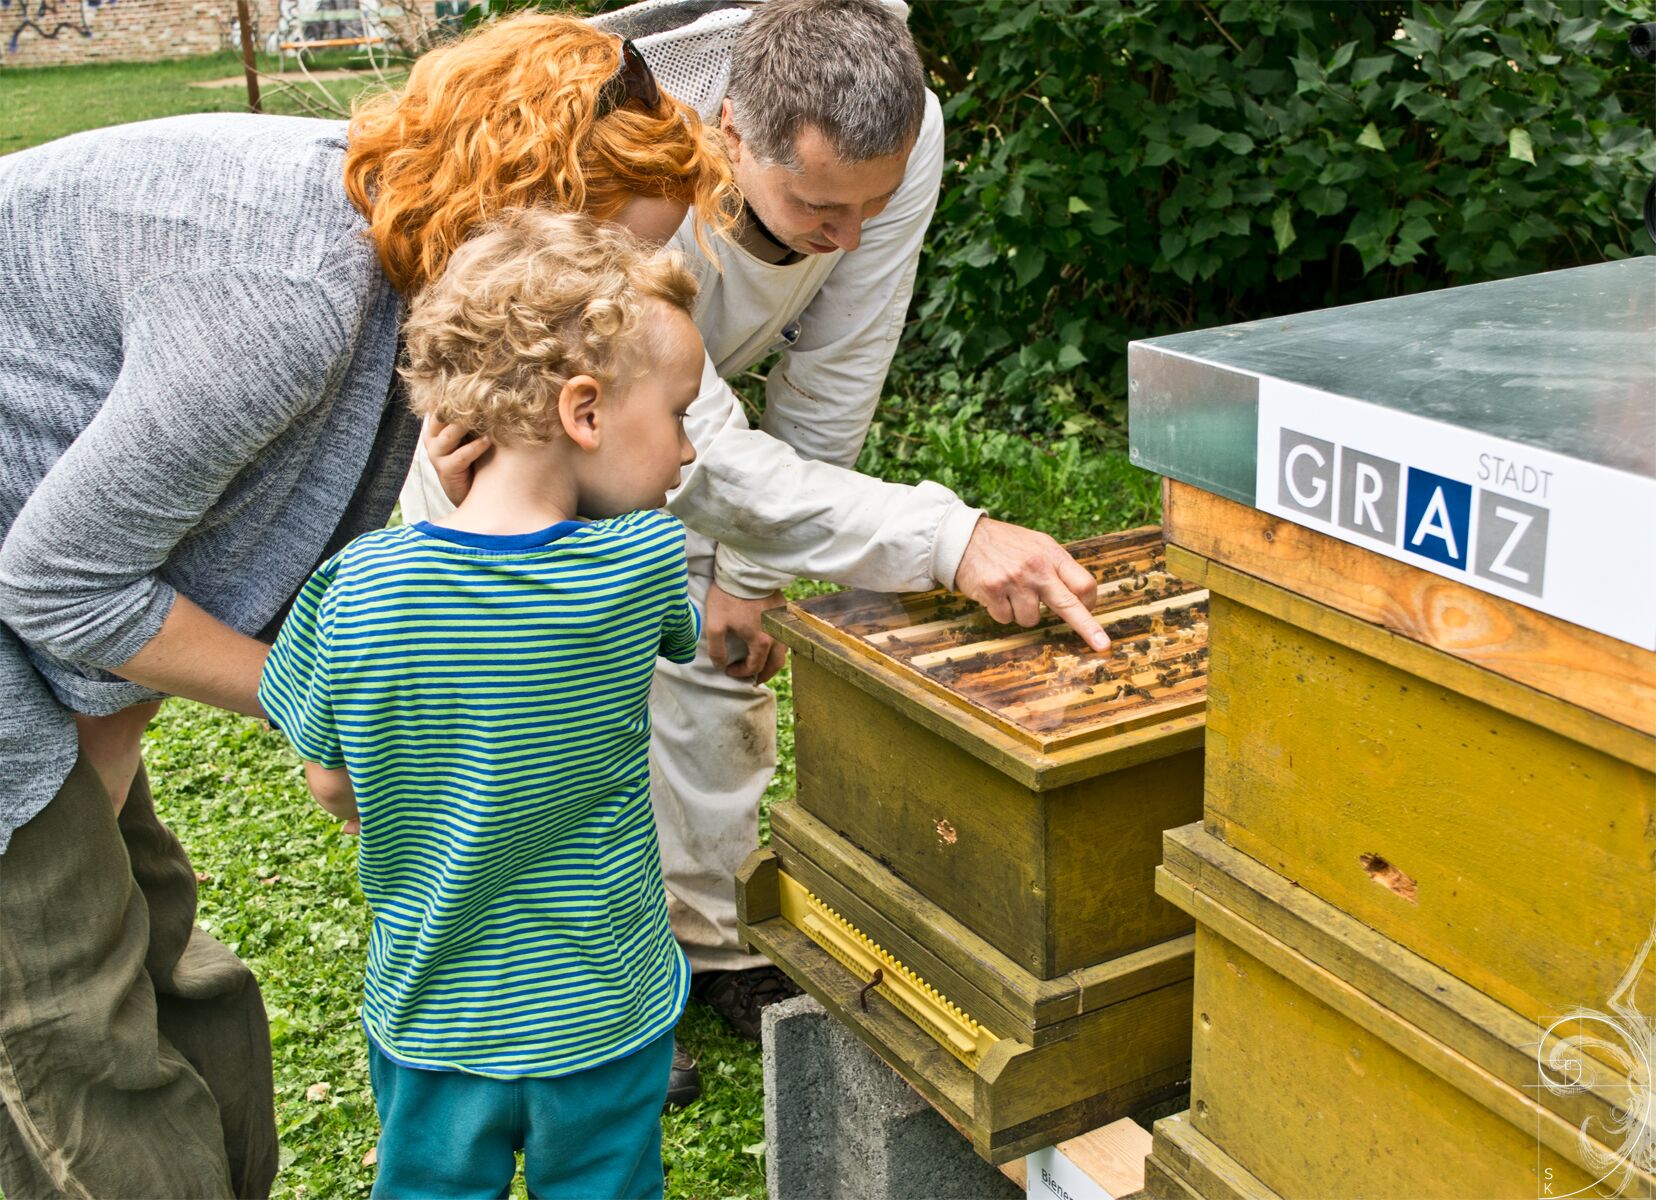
[{"xmin": 776, "ymin": 871, "xmax": 999, "ymax": 1069}]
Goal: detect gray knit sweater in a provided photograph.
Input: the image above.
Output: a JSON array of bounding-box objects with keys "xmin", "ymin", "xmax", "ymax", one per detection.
[{"xmin": 0, "ymin": 113, "xmax": 418, "ymax": 851}]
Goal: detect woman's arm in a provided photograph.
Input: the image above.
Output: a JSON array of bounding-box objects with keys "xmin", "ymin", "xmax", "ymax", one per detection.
[
  {"xmin": 115, "ymin": 594, "xmax": 271, "ymax": 716},
  {"xmin": 0, "ymin": 267, "xmax": 349, "ymax": 708}
]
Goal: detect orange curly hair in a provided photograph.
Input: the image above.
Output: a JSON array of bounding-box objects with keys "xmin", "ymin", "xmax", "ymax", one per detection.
[{"xmin": 344, "ymin": 11, "xmax": 734, "ymax": 295}]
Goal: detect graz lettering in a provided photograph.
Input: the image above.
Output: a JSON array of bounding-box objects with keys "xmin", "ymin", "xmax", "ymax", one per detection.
[{"xmin": 1278, "ymin": 427, "xmax": 1549, "ymax": 597}]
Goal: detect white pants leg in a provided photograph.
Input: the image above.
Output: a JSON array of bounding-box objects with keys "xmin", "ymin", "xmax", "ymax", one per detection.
[
  {"xmin": 399, "ymin": 452, "xmax": 772, "ymax": 972},
  {"xmin": 648, "ymin": 550, "xmax": 772, "ymax": 972}
]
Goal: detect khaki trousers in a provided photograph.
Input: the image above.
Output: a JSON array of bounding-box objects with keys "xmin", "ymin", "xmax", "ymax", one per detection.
[{"xmin": 0, "ymin": 757, "xmax": 278, "ymax": 1199}]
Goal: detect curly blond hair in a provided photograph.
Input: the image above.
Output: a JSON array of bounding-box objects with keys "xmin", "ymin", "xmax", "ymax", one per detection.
[{"xmin": 400, "ymin": 209, "xmax": 699, "ymax": 446}]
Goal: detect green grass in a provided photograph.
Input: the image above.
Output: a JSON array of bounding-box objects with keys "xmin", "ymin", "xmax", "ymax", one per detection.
[{"xmin": 0, "ymin": 49, "xmax": 400, "ymax": 156}]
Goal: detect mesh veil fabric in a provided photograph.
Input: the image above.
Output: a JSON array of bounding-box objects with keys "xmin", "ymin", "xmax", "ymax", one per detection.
[
  {"xmin": 589, "ymin": 0, "xmax": 913, "ymax": 123},
  {"xmin": 588, "ymin": 1, "xmax": 750, "ymax": 122}
]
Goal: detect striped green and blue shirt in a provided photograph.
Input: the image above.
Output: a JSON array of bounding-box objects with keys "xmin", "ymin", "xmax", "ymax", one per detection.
[{"xmin": 258, "ymin": 510, "xmax": 700, "ymax": 1078}]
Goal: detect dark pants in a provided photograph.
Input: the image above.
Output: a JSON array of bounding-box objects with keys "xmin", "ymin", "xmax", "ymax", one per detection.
[{"xmin": 0, "ymin": 757, "xmax": 278, "ymax": 1199}]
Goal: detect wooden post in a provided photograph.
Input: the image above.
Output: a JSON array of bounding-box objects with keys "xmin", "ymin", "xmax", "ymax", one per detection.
[{"xmin": 237, "ymin": 0, "xmax": 262, "ymax": 114}]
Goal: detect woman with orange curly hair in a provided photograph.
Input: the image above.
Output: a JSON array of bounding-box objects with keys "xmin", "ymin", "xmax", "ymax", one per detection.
[{"xmin": 0, "ymin": 13, "xmax": 728, "ymax": 1198}]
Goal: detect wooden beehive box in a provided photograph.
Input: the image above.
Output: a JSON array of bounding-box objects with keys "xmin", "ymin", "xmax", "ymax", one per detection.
[
  {"xmin": 1129, "ymin": 260, "xmax": 1656, "ymax": 1200},
  {"xmin": 740, "ymin": 528, "xmax": 1211, "ymax": 1160},
  {"xmin": 738, "ymin": 810, "xmax": 1193, "ymax": 1163},
  {"xmin": 765, "ymin": 526, "xmax": 1210, "ymax": 979},
  {"xmin": 1167, "ymin": 485, "xmax": 1656, "ymax": 1051},
  {"xmin": 1149, "ymin": 822, "xmax": 1655, "ymax": 1200}
]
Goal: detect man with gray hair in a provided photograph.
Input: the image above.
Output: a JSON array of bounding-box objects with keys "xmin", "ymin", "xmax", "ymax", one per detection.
[{"xmin": 404, "ymin": 0, "xmax": 1108, "ymax": 1106}]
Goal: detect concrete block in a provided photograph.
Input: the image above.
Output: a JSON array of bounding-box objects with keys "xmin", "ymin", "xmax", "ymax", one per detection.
[{"xmin": 762, "ymin": 995, "xmax": 1021, "ymax": 1200}]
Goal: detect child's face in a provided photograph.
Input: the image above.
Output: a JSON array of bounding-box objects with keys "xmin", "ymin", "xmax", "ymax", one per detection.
[{"xmin": 578, "ymin": 299, "xmax": 703, "ymax": 518}]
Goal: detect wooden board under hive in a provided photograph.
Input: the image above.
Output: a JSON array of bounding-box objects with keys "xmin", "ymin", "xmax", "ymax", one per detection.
[
  {"xmin": 1143, "ymin": 1112, "xmax": 1278, "ymax": 1200},
  {"xmin": 737, "ymin": 804, "xmax": 1194, "ymax": 1164},
  {"xmin": 1154, "ymin": 822, "xmax": 1655, "ymax": 1200},
  {"xmin": 765, "ymin": 527, "xmax": 1209, "ymax": 980}
]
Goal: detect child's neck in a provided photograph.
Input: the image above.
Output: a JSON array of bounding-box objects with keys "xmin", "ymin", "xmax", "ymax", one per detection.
[{"xmin": 435, "ymin": 443, "xmax": 580, "ymax": 536}]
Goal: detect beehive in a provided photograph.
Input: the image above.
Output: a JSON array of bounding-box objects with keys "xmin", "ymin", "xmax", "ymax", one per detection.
[
  {"xmin": 1151, "ymin": 822, "xmax": 1654, "ymax": 1200},
  {"xmin": 1128, "ymin": 261, "xmax": 1655, "ymax": 1200},
  {"xmin": 768, "ymin": 527, "xmax": 1209, "ymax": 978},
  {"xmin": 739, "ymin": 527, "xmax": 1210, "ymax": 1160},
  {"xmin": 1140, "ymin": 484, "xmax": 1655, "ymax": 1200}
]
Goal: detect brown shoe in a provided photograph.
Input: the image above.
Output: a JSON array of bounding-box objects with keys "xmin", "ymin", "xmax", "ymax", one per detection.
[
  {"xmin": 690, "ymin": 965, "xmax": 803, "ymax": 1041},
  {"xmin": 665, "ymin": 1039, "xmax": 701, "ymax": 1109}
]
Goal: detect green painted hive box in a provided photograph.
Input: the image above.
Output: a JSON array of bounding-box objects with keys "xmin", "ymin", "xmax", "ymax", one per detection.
[
  {"xmin": 737, "ymin": 804, "xmax": 1194, "ymax": 1163},
  {"xmin": 763, "ymin": 527, "xmax": 1211, "ymax": 981}
]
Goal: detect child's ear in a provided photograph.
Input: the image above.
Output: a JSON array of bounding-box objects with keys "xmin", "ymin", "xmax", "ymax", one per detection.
[{"xmin": 558, "ymin": 376, "xmax": 604, "ymax": 451}]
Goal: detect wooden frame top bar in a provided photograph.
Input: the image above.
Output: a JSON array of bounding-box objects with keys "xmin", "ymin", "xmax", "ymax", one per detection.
[{"xmin": 780, "ymin": 528, "xmax": 1209, "ymax": 755}]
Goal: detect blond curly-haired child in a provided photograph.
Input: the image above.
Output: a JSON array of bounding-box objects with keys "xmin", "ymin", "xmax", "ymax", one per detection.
[{"xmin": 260, "ymin": 209, "xmax": 704, "ymax": 1199}]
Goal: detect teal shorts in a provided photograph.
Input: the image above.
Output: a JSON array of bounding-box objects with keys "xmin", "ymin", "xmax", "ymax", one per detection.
[{"xmin": 368, "ymin": 1027, "xmax": 674, "ymax": 1199}]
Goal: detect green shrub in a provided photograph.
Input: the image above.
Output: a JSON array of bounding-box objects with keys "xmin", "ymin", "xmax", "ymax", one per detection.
[
  {"xmin": 907, "ymin": 0, "xmax": 1656, "ymax": 407},
  {"xmin": 857, "ymin": 367, "xmax": 1162, "ymax": 541}
]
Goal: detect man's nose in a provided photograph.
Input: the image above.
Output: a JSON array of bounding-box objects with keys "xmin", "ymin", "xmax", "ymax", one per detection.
[
  {"xmin": 823, "ymin": 222, "xmax": 861, "ymax": 253},
  {"xmin": 680, "ymin": 435, "xmax": 697, "ymax": 466}
]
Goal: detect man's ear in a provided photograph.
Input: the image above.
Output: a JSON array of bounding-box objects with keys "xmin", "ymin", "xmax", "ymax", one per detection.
[
  {"xmin": 720, "ymin": 97, "xmax": 742, "ymax": 163},
  {"xmin": 558, "ymin": 376, "xmax": 603, "ymax": 451}
]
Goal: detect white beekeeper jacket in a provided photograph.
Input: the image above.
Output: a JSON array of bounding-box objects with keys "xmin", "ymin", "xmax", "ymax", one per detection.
[{"xmin": 594, "ymin": 0, "xmax": 984, "ymax": 600}]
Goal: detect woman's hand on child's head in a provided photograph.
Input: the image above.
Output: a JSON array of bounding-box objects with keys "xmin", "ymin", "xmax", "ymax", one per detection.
[{"xmin": 422, "ymin": 416, "xmax": 492, "ymax": 507}]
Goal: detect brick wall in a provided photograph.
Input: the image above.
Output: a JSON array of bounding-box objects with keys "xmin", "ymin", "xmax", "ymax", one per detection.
[{"xmin": 6, "ymin": 0, "xmax": 298, "ymax": 69}]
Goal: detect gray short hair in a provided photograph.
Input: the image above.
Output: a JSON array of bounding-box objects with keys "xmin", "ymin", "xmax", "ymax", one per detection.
[{"xmin": 727, "ymin": 0, "xmax": 926, "ymax": 170}]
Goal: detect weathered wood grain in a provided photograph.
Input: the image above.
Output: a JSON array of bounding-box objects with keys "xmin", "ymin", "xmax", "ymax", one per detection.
[
  {"xmin": 1163, "ymin": 481, "xmax": 1656, "ymax": 736},
  {"xmin": 1183, "ymin": 924, "xmax": 1642, "ymax": 1199},
  {"xmin": 790, "ymin": 653, "xmax": 1202, "ymax": 977},
  {"xmin": 785, "ymin": 528, "xmax": 1210, "ymax": 752},
  {"xmin": 1198, "ymin": 592, "xmax": 1656, "ymax": 1037},
  {"xmin": 1144, "ymin": 1112, "xmax": 1280, "ymax": 1200},
  {"xmin": 1157, "ymin": 823, "xmax": 1637, "ymax": 1143},
  {"xmin": 739, "ymin": 909, "xmax": 1193, "ymax": 1164},
  {"xmin": 770, "ymin": 801, "xmax": 1196, "ymax": 1039}
]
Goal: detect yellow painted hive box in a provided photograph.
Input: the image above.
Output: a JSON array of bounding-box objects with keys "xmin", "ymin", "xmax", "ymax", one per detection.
[
  {"xmin": 1152, "ymin": 821, "xmax": 1654, "ymax": 1200},
  {"xmin": 1165, "ymin": 484, "xmax": 1656, "ymax": 1062}
]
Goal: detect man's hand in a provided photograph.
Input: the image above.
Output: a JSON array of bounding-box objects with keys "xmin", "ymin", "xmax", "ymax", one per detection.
[
  {"xmin": 705, "ymin": 583, "xmax": 789, "ymax": 684},
  {"xmin": 952, "ymin": 517, "xmax": 1110, "ymax": 652},
  {"xmin": 421, "ymin": 416, "xmax": 492, "ymax": 508}
]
